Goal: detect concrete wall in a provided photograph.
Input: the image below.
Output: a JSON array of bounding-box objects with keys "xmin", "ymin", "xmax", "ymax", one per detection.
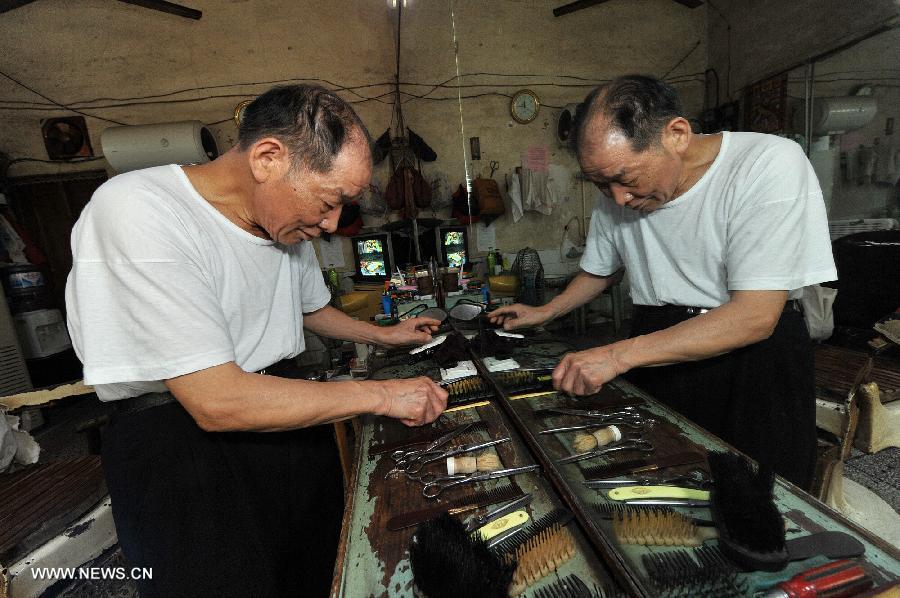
[{"xmin": 0, "ymin": 0, "xmax": 707, "ymax": 274}]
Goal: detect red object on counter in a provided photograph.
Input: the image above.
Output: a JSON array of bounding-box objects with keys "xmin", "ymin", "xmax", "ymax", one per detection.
[{"xmin": 761, "ymin": 559, "xmax": 873, "ymax": 598}]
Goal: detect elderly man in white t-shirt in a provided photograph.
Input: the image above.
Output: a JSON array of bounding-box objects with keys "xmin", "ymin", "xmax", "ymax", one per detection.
[
  {"xmin": 66, "ymin": 85, "xmax": 447, "ymax": 597},
  {"xmin": 490, "ymin": 75, "xmax": 835, "ymax": 490}
]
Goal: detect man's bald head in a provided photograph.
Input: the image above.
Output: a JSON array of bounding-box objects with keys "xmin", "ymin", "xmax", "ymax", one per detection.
[{"xmin": 574, "ymin": 75, "xmax": 683, "ymax": 158}]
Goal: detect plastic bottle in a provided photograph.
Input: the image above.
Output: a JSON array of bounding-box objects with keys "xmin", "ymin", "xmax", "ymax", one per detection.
[
  {"xmin": 486, "ymin": 248, "xmax": 496, "ymax": 277},
  {"xmin": 493, "ymin": 248, "xmax": 503, "ymax": 274},
  {"xmin": 327, "ymin": 265, "xmax": 339, "ymax": 290}
]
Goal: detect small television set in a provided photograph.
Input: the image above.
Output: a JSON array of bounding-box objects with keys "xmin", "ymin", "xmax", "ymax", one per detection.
[
  {"xmin": 438, "ymin": 226, "xmax": 469, "ymax": 268},
  {"xmin": 351, "ymin": 233, "xmax": 392, "ymax": 281}
]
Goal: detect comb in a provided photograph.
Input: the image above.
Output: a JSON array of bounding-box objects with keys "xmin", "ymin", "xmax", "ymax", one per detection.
[
  {"xmin": 490, "ymin": 507, "xmax": 574, "ymax": 557},
  {"xmin": 386, "ymin": 484, "xmax": 521, "ymax": 531},
  {"xmin": 581, "ymin": 450, "xmax": 706, "ymax": 481},
  {"xmin": 371, "ymin": 420, "xmax": 490, "ymax": 456}
]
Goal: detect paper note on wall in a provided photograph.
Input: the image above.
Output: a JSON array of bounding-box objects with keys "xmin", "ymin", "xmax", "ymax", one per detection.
[
  {"xmin": 476, "ymin": 221, "xmax": 496, "ymax": 252},
  {"xmin": 523, "ymin": 145, "xmax": 549, "ymax": 172},
  {"xmin": 318, "ymin": 236, "xmax": 345, "ymax": 268}
]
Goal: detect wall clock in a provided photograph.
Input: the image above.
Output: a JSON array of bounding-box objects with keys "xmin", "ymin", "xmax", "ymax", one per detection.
[
  {"xmin": 510, "ymin": 90, "xmax": 540, "ymax": 124},
  {"xmin": 233, "ymin": 100, "xmax": 253, "ymax": 127}
]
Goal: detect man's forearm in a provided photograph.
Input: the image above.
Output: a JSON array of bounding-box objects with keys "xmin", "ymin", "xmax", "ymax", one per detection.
[
  {"xmin": 613, "ymin": 290, "xmax": 787, "ymax": 370},
  {"xmin": 542, "ymin": 271, "xmax": 618, "ymax": 320},
  {"xmin": 302, "ymin": 304, "xmax": 384, "ymax": 344},
  {"xmin": 166, "ymin": 362, "xmax": 385, "ymax": 432}
]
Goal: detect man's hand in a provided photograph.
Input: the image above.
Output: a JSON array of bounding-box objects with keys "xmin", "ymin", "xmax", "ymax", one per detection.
[
  {"xmin": 376, "ymin": 377, "xmax": 448, "ymax": 426},
  {"xmin": 375, "ymin": 317, "xmax": 442, "ymax": 348},
  {"xmin": 552, "ymin": 344, "xmax": 630, "ymax": 395},
  {"xmin": 488, "ymin": 303, "xmax": 553, "ymax": 331}
]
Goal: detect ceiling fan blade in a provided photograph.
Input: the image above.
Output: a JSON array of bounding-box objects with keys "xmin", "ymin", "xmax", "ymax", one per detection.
[
  {"xmin": 671, "ymin": 0, "xmax": 704, "ymax": 7},
  {"xmin": 117, "ymin": 0, "xmax": 201, "ymax": 20},
  {"xmin": 0, "ymin": 1, "xmax": 39, "ymax": 15},
  {"xmin": 553, "ymin": 0, "xmax": 613, "ymax": 17}
]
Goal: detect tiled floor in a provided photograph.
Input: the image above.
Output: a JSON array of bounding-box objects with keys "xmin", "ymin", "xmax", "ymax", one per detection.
[{"xmin": 845, "ymin": 447, "xmax": 900, "ymax": 512}]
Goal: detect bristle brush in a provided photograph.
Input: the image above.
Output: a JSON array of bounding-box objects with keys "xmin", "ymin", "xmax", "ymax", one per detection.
[
  {"xmin": 707, "ymin": 451, "xmax": 788, "ymax": 571},
  {"xmin": 505, "ymin": 523, "xmax": 576, "ymax": 596},
  {"xmin": 409, "ymin": 513, "xmax": 515, "ymax": 598},
  {"xmin": 573, "ymin": 425, "xmax": 622, "ymax": 452},
  {"xmin": 534, "ymin": 574, "xmax": 628, "ymax": 598},
  {"xmin": 612, "ymin": 508, "xmax": 718, "ymax": 547},
  {"xmin": 448, "ymin": 452, "xmax": 502, "ymax": 474},
  {"xmin": 642, "ymin": 546, "xmax": 747, "ymax": 596},
  {"xmin": 490, "ymin": 507, "xmax": 574, "ymax": 557}
]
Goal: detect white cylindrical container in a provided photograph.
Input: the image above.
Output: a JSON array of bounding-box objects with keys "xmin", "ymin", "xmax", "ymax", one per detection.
[
  {"xmin": 809, "ymin": 96, "xmax": 878, "ymax": 135},
  {"xmin": 101, "ymin": 120, "xmax": 219, "ymax": 173}
]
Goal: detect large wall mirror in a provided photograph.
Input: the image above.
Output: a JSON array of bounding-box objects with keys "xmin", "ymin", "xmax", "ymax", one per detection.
[{"xmin": 788, "ymin": 28, "xmax": 900, "ymax": 222}]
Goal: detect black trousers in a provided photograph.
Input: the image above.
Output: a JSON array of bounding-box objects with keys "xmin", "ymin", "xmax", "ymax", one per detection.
[
  {"xmin": 624, "ymin": 306, "xmax": 817, "ymax": 490},
  {"xmin": 101, "ymin": 399, "xmax": 344, "ymax": 597}
]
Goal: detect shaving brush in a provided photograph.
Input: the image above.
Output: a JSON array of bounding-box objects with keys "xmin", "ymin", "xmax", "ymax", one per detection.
[
  {"xmin": 447, "ymin": 452, "xmax": 502, "ymax": 475},
  {"xmin": 573, "ymin": 425, "xmax": 622, "ymax": 452}
]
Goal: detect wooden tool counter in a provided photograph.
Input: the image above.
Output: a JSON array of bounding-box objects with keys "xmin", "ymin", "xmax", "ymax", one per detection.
[{"xmin": 332, "ymin": 332, "xmax": 900, "ymax": 597}]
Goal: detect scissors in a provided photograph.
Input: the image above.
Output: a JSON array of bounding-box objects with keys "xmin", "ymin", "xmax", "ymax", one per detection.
[
  {"xmin": 583, "ymin": 467, "xmax": 711, "ymax": 490},
  {"xmin": 489, "ymin": 160, "xmax": 499, "ymax": 178},
  {"xmin": 403, "ymin": 438, "xmax": 510, "ymax": 476},
  {"xmin": 390, "ymin": 421, "xmax": 479, "ymax": 464},
  {"xmin": 422, "ymin": 464, "xmax": 540, "ymax": 499},
  {"xmin": 557, "ymin": 438, "xmax": 654, "ymax": 465}
]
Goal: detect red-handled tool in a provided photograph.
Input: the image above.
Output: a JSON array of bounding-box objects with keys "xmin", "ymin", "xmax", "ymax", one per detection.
[{"xmin": 761, "ymin": 559, "xmax": 873, "ymax": 598}]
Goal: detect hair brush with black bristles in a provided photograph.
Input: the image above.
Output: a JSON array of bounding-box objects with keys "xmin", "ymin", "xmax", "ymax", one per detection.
[
  {"xmin": 409, "ymin": 513, "xmax": 515, "ymax": 598},
  {"xmin": 707, "ymin": 451, "xmax": 788, "ymax": 571}
]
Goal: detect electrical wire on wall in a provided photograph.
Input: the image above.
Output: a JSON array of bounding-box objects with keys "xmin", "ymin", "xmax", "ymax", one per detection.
[
  {"xmin": 705, "ymin": 0, "xmax": 732, "ymax": 103},
  {"xmin": 448, "ymin": 0, "xmax": 474, "ymax": 243},
  {"xmin": 0, "ymin": 71, "xmax": 709, "ymax": 128},
  {"xmin": 0, "ymin": 69, "xmax": 128, "ymax": 126},
  {"xmin": 0, "ymin": 75, "xmax": 708, "ymax": 112}
]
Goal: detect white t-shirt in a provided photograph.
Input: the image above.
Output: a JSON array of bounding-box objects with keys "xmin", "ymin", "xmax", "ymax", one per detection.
[
  {"xmin": 580, "ymin": 132, "xmax": 837, "ymax": 307},
  {"xmin": 65, "ymin": 165, "xmax": 331, "ymax": 401}
]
